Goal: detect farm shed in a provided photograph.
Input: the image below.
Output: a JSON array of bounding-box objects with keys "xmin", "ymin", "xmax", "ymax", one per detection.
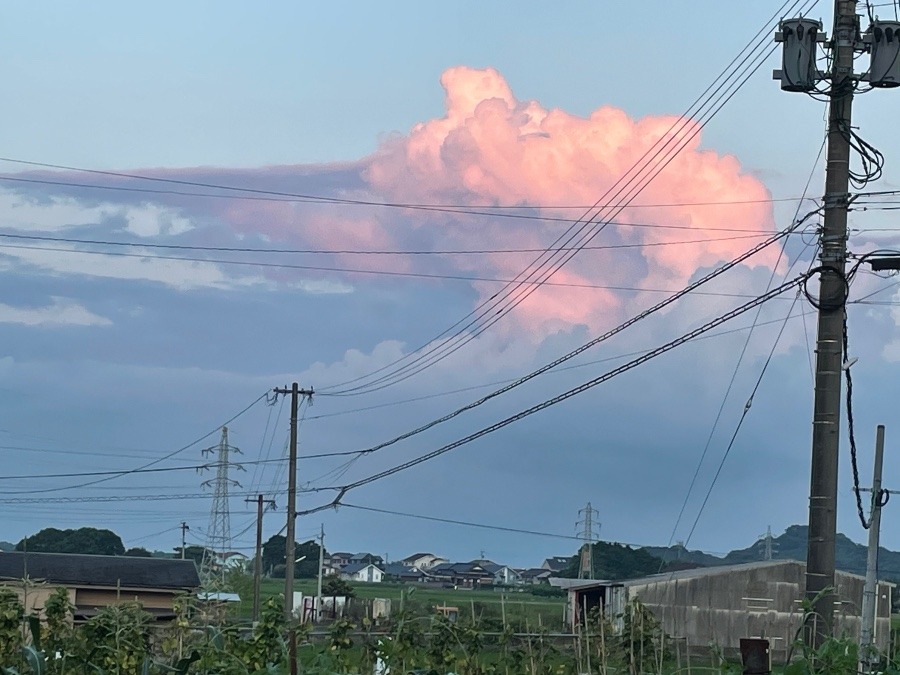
[
  {"xmin": 0, "ymin": 551, "xmax": 200, "ymax": 621},
  {"xmin": 565, "ymin": 560, "xmax": 893, "ymax": 662}
]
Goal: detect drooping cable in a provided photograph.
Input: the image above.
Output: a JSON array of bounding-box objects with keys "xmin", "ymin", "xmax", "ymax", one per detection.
[
  {"xmin": 665, "ymin": 128, "xmax": 827, "ymax": 547},
  {"xmin": 318, "ymin": 0, "xmax": 814, "ymax": 397},
  {"xmin": 312, "ymin": 219, "xmax": 814, "ymax": 463},
  {"xmin": 298, "ymin": 272, "xmax": 810, "ymax": 516}
]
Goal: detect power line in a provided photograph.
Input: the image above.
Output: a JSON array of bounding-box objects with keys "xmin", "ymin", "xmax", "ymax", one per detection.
[
  {"xmin": 299, "ymin": 272, "xmax": 809, "ymax": 515},
  {"xmin": 0, "ymin": 164, "xmax": 810, "ymax": 212},
  {"xmin": 317, "ymin": 0, "xmax": 813, "ymax": 397},
  {"xmin": 337, "ymin": 503, "xmax": 731, "ymax": 556},
  {"xmin": 0, "ymin": 229, "xmax": 789, "ymax": 253},
  {"xmin": 305, "ymin": 309, "xmax": 818, "ymax": 422},
  {"xmin": 305, "ymin": 217, "xmax": 812, "ymax": 469},
  {"xmin": 0, "ymin": 450, "xmax": 369, "ymax": 485},
  {"xmin": 0, "ymin": 392, "xmax": 271, "ymax": 495},
  {"xmin": 683, "ymin": 286, "xmax": 807, "ymax": 549},
  {"xmin": 666, "ymin": 126, "xmax": 828, "ymax": 547},
  {"xmin": 0, "ymin": 240, "xmax": 809, "ymax": 300},
  {"xmin": 0, "ymin": 489, "xmax": 308, "ymax": 505},
  {"xmin": 340, "ymin": 503, "xmax": 587, "ymax": 542}
]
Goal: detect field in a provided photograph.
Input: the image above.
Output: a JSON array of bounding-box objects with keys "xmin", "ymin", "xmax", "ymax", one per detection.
[{"xmin": 242, "ymin": 578, "xmax": 569, "ymax": 630}]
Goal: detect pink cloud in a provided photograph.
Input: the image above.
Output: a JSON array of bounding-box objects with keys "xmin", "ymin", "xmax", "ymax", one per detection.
[
  {"xmin": 358, "ymin": 66, "xmax": 777, "ymax": 332},
  {"xmin": 82, "ymin": 66, "xmax": 777, "ymax": 337}
]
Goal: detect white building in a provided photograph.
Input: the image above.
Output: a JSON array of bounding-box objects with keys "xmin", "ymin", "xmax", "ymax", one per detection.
[{"xmin": 340, "ymin": 562, "xmax": 384, "ymax": 583}]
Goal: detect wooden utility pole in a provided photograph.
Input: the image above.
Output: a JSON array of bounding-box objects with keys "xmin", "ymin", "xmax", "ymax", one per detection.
[
  {"xmin": 805, "ymin": 0, "xmax": 856, "ymax": 645},
  {"xmin": 245, "ymin": 494, "xmax": 276, "ymax": 623},
  {"xmin": 272, "ymin": 382, "xmax": 313, "ymax": 675}
]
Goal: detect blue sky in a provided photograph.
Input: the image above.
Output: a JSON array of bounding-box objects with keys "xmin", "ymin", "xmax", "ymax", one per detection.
[{"xmin": 3, "ymin": 1, "xmax": 900, "ymax": 571}]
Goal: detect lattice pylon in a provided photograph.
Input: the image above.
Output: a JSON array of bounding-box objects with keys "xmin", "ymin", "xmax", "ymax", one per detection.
[{"xmin": 199, "ymin": 426, "xmax": 244, "ymax": 589}]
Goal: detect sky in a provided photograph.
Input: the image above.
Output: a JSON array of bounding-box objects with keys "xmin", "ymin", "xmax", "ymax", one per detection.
[{"xmin": 3, "ymin": 1, "xmax": 900, "ymax": 571}]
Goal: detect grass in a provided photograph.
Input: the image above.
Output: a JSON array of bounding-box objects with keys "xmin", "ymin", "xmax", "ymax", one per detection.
[{"xmin": 238, "ymin": 578, "xmax": 568, "ymax": 629}]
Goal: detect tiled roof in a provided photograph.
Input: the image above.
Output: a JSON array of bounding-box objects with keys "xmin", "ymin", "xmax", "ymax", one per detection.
[{"xmin": 0, "ymin": 551, "xmax": 200, "ymax": 590}]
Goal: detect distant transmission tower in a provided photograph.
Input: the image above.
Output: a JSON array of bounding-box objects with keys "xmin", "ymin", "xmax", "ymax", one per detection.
[
  {"xmin": 200, "ymin": 426, "xmax": 244, "ymax": 587},
  {"xmin": 576, "ymin": 502, "xmax": 601, "ymax": 579},
  {"xmin": 757, "ymin": 525, "xmax": 777, "ymax": 561}
]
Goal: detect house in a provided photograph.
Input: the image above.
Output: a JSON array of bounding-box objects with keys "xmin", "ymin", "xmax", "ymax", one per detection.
[
  {"xmin": 383, "ymin": 563, "xmax": 429, "ymax": 582},
  {"xmin": 400, "ymin": 553, "xmax": 449, "ymax": 570},
  {"xmin": 321, "ymin": 561, "xmax": 342, "ymax": 577},
  {"xmin": 519, "ymin": 568, "xmax": 553, "ymax": 584},
  {"xmin": 562, "ymin": 560, "xmax": 894, "ymax": 664},
  {"xmin": 482, "ymin": 563, "xmax": 522, "ymax": 586},
  {"xmin": 541, "ymin": 556, "xmax": 571, "ymax": 573},
  {"xmin": 429, "ymin": 561, "xmax": 494, "ymax": 588},
  {"xmin": 340, "ymin": 562, "xmax": 384, "ymax": 583},
  {"xmin": 349, "ymin": 552, "xmax": 384, "ymax": 566},
  {"xmin": 329, "ymin": 552, "xmax": 354, "ymax": 567},
  {"xmin": 0, "ymin": 551, "xmax": 200, "ymax": 621}
]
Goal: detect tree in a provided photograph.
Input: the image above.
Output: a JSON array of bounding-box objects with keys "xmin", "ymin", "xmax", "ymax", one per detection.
[
  {"xmin": 123, "ymin": 547, "xmax": 152, "ymax": 558},
  {"xmin": 172, "ymin": 545, "xmax": 209, "ymax": 566},
  {"xmin": 322, "ymin": 577, "xmax": 355, "ymax": 599},
  {"xmin": 561, "ymin": 542, "xmax": 664, "ymax": 581},
  {"xmin": 262, "ymin": 535, "xmax": 286, "ymax": 576},
  {"xmin": 17, "ymin": 527, "xmax": 125, "ymax": 556},
  {"xmin": 262, "ymin": 535, "xmax": 325, "ymax": 578}
]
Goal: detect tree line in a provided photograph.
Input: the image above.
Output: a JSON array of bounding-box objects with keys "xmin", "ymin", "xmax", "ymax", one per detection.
[{"xmin": 13, "ymin": 527, "xmax": 327, "ymax": 578}]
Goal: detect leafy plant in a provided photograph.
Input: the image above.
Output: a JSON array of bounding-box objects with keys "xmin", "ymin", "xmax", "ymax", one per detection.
[{"xmin": 0, "ymin": 588, "xmax": 25, "ymax": 670}]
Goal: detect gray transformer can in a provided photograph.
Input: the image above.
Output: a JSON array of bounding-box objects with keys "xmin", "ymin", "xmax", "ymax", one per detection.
[
  {"xmin": 869, "ymin": 21, "xmax": 900, "ymax": 88},
  {"xmin": 779, "ymin": 18, "xmax": 822, "ymax": 92}
]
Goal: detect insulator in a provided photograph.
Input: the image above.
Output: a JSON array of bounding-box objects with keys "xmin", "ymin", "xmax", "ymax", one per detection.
[
  {"xmin": 869, "ymin": 21, "xmax": 900, "ymax": 88},
  {"xmin": 779, "ymin": 18, "xmax": 822, "ymax": 92}
]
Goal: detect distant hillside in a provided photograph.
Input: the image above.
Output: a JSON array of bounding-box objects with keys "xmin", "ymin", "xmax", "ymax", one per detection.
[
  {"xmin": 641, "ymin": 525, "xmax": 900, "ymax": 581},
  {"xmin": 642, "ymin": 544, "xmax": 725, "ymax": 567},
  {"xmin": 0, "ymin": 541, "xmax": 13, "ymax": 552},
  {"xmin": 559, "ymin": 541, "xmax": 667, "ymax": 580}
]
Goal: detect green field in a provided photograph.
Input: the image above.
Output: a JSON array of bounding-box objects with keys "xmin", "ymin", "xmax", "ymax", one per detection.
[{"xmin": 242, "ymin": 578, "xmax": 568, "ymax": 629}]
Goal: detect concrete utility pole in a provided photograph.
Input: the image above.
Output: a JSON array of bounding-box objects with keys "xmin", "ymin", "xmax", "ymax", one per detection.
[
  {"xmin": 777, "ymin": 0, "xmax": 900, "ymax": 647},
  {"xmin": 804, "ymin": 0, "xmax": 856, "ymax": 644},
  {"xmin": 245, "ymin": 493, "xmax": 276, "ymax": 623},
  {"xmin": 316, "ymin": 524, "xmax": 325, "ymax": 622},
  {"xmin": 272, "ymin": 382, "xmax": 313, "ymax": 675},
  {"xmin": 860, "ymin": 425, "xmax": 886, "ymax": 670},
  {"xmin": 180, "ymin": 521, "xmax": 189, "ymax": 560}
]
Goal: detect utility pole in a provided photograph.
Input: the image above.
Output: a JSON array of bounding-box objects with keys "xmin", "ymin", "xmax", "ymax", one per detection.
[
  {"xmin": 245, "ymin": 494, "xmax": 276, "ymax": 623},
  {"xmin": 860, "ymin": 425, "xmax": 886, "ymax": 670},
  {"xmin": 180, "ymin": 522, "xmax": 189, "ymax": 560},
  {"xmin": 805, "ymin": 0, "xmax": 855, "ymax": 644},
  {"xmin": 316, "ymin": 524, "xmax": 325, "ymax": 623},
  {"xmin": 272, "ymin": 382, "xmax": 313, "ymax": 675},
  {"xmin": 775, "ymin": 0, "xmax": 900, "ymax": 648}
]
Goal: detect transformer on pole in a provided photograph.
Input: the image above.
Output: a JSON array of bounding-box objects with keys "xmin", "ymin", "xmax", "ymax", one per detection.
[{"xmin": 773, "ymin": 0, "xmax": 895, "ymax": 648}]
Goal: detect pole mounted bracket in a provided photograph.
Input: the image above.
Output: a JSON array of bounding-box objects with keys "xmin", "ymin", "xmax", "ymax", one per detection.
[{"xmin": 822, "ymin": 192, "xmax": 851, "ymax": 208}]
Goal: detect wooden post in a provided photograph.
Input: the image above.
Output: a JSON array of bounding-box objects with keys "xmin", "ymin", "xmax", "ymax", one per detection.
[{"xmin": 583, "ymin": 596, "xmax": 592, "ymax": 674}]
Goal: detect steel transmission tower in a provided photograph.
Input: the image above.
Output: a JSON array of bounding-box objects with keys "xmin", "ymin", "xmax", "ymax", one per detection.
[
  {"xmin": 576, "ymin": 502, "xmax": 601, "ymax": 579},
  {"xmin": 200, "ymin": 426, "xmax": 245, "ymax": 587},
  {"xmin": 757, "ymin": 525, "xmax": 777, "ymax": 561}
]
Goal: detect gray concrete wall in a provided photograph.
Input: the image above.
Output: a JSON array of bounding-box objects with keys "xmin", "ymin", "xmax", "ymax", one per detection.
[{"xmin": 625, "ymin": 562, "xmax": 891, "ymax": 662}]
